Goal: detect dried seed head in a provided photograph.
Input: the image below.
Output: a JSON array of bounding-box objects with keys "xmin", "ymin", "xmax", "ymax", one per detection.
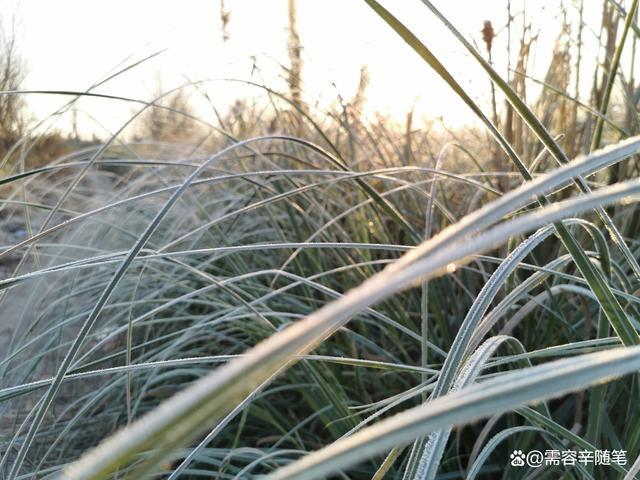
[{"xmin": 482, "ymin": 20, "xmax": 495, "ymax": 53}]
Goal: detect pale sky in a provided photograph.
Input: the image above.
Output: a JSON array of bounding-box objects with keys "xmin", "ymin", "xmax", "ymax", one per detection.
[{"xmin": 2, "ymin": 0, "xmax": 611, "ymax": 137}]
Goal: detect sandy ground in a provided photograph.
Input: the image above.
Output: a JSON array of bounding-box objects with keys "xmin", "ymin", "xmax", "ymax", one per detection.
[{"xmin": 0, "ymin": 217, "xmax": 29, "ymax": 352}]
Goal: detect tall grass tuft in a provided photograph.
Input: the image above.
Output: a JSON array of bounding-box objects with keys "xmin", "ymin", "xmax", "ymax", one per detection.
[{"xmin": 3, "ymin": 1, "xmax": 640, "ymax": 479}]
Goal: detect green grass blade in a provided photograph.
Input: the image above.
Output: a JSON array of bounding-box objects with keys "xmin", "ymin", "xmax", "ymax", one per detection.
[{"xmin": 266, "ymin": 346, "xmax": 640, "ymax": 479}]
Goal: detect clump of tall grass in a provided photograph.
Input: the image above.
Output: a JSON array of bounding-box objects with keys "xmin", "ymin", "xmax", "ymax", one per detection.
[{"xmin": 3, "ymin": 1, "xmax": 640, "ymax": 479}]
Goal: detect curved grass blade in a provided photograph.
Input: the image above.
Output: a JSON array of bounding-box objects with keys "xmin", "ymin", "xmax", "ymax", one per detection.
[{"xmin": 266, "ymin": 346, "xmax": 640, "ymax": 480}]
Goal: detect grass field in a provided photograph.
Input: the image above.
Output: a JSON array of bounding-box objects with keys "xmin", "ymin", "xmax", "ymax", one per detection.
[{"xmin": 3, "ymin": 0, "xmax": 640, "ymax": 478}]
